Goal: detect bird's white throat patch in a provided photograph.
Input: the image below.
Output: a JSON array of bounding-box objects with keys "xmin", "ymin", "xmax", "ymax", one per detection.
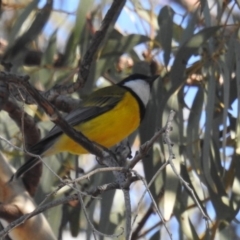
[{"xmin": 123, "ymin": 79, "xmax": 150, "ymax": 106}]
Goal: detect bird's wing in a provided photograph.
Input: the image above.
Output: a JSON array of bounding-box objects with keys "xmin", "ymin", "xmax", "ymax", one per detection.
[
  {"xmin": 11, "ymin": 86, "xmax": 125, "ymax": 180},
  {"xmin": 29, "ymin": 86, "xmax": 125, "ymax": 155},
  {"xmin": 28, "ymin": 107, "xmax": 108, "ymax": 156}
]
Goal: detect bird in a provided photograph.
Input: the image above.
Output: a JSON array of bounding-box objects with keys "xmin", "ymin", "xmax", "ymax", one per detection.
[{"xmin": 12, "ymin": 73, "xmax": 159, "ymax": 180}]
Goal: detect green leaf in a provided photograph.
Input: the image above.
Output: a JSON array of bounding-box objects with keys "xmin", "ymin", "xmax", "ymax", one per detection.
[
  {"xmin": 46, "ymin": 203, "xmax": 63, "ymax": 237},
  {"xmin": 162, "ymin": 94, "xmax": 180, "ymax": 221},
  {"xmin": 139, "ymin": 99, "xmax": 158, "ymax": 198},
  {"xmin": 63, "ymin": 0, "xmax": 94, "ymax": 65},
  {"xmin": 169, "ymin": 26, "xmax": 220, "ymax": 96},
  {"xmin": 235, "ymin": 40, "xmax": 240, "ymax": 155},
  {"xmin": 202, "ymin": 65, "xmax": 217, "ymax": 191},
  {"xmin": 208, "ymin": 144, "xmax": 226, "ymax": 195},
  {"xmin": 200, "ymin": 0, "xmax": 207, "ymax": 13},
  {"xmin": 209, "ymin": 189, "xmax": 235, "ymax": 221},
  {"xmin": 62, "ymin": 31, "xmax": 76, "ymax": 66},
  {"xmin": 69, "ymin": 204, "xmax": 81, "ymax": 237},
  {"xmin": 108, "ymin": 29, "xmax": 124, "ymax": 39},
  {"xmin": 73, "ymin": 0, "xmax": 94, "ymax": 47},
  {"xmin": 184, "ymin": 27, "xmax": 219, "ymax": 48},
  {"xmin": 219, "ymin": 58, "xmax": 230, "ymax": 173},
  {"xmin": 236, "ymin": 0, "xmax": 240, "ymax": 9},
  {"xmin": 186, "ymin": 86, "xmax": 203, "ymax": 172},
  {"xmin": 180, "ymin": 11, "xmax": 198, "ymax": 45},
  {"xmin": 4, "ymin": 0, "xmax": 53, "ymax": 61},
  {"xmin": 180, "ymin": 164, "xmax": 206, "ymax": 214},
  {"xmin": 135, "ymin": 8, "xmax": 159, "ymax": 30},
  {"xmin": 86, "ymin": 171, "xmax": 117, "ymax": 238},
  {"xmin": 202, "ymin": 0, "xmax": 211, "ymax": 27},
  {"xmin": 180, "ymin": 212, "xmax": 200, "ymax": 240},
  {"xmin": 172, "ymin": 23, "xmax": 184, "ymax": 43},
  {"xmin": 100, "ymin": 34, "xmax": 150, "ymax": 57},
  {"xmin": 150, "ymin": 230, "xmax": 160, "ymax": 240},
  {"xmin": 157, "ymin": 6, "xmax": 174, "ymax": 66},
  {"xmin": 8, "ymin": 0, "xmax": 39, "ymax": 46},
  {"xmin": 42, "ymin": 30, "xmax": 57, "ymax": 65}
]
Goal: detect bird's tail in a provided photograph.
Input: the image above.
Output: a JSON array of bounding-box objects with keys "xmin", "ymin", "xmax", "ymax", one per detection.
[
  {"xmin": 10, "ymin": 157, "xmax": 41, "ymax": 182},
  {"xmin": 10, "ymin": 131, "xmax": 59, "ymax": 182}
]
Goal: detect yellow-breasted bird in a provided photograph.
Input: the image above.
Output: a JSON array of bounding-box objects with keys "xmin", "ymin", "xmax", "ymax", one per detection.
[{"xmin": 12, "ymin": 73, "xmax": 159, "ymax": 179}]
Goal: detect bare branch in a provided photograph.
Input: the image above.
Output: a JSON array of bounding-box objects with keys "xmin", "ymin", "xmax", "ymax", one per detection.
[
  {"xmin": 9, "ymin": 85, "xmax": 80, "ymax": 112},
  {"xmin": 2, "ymin": 100, "xmax": 40, "ymax": 150},
  {"xmin": 0, "ymin": 173, "xmax": 137, "ymax": 238},
  {"xmin": 128, "ymin": 127, "xmax": 166, "ymax": 169},
  {"xmin": 130, "ymin": 167, "xmax": 172, "ymax": 240},
  {"xmin": 129, "ymin": 111, "xmax": 177, "ymax": 240},
  {"xmin": 77, "ymin": 0, "xmax": 127, "ymax": 84},
  {"xmin": 163, "ymin": 111, "xmax": 210, "ymax": 221},
  {"xmin": 1, "ymin": 72, "xmax": 105, "ymax": 158}
]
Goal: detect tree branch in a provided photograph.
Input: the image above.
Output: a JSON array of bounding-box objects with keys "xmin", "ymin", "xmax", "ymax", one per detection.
[{"xmin": 77, "ymin": 0, "xmax": 127, "ymax": 83}]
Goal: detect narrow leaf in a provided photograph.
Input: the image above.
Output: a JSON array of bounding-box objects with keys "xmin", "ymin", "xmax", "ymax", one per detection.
[
  {"xmin": 101, "ymin": 34, "xmax": 150, "ymax": 57},
  {"xmin": 3, "ymin": 0, "xmax": 53, "ymax": 61},
  {"xmin": 202, "ymin": 65, "xmax": 217, "ymax": 191},
  {"xmin": 162, "ymin": 94, "xmax": 180, "ymax": 221},
  {"xmin": 8, "ymin": 0, "xmax": 39, "ymax": 46},
  {"xmin": 186, "ymin": 86, "xmax": 203, "ymax": 172},
  {"xmin": 42, "ymin": 30, "xmax": 57, "ymax": 65},
  {"xmin": 157, "ymin": 6, "xmax": 174, "ymax": 66},
  {"xmin": 169, "ymin": 26, "xmax": 220, "ymax": 96},
  {"xmin": 234, "ymin": 40, "xmax": 240, "ymax": 155}
]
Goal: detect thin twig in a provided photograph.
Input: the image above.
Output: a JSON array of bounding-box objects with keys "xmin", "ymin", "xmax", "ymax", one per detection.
[
  {"xmin": 78, "ymin": 0, "xmax": 127, "ymax": 83},
  {"xmin": 137, "ymin": 220, "xmax": 164, "ymax": 239},
  {"xmin": 0, "ymin": 178, "xmax": 129, "ymax": 238},
  {"xmin": 129, "ymin": 110, "xmax": 177, "ymax": 240},
  {"xmin": 128, "ymin": 127, "xmax": 166, "ymax": 169},
  {"xmin": 10, "ymin": 73, "xmax": 104, "ymax": 158},
  {"xmin": 75, "ymin": 182, "xmax": 124, "ymax": 239},
  {"xmin": 0, "ymin": 135, "xmax": 24, "ymax": 152},
  {"xmin": 130, "ymin": 169, "xmax": 172, "ymax": 240},
  {"xmin": 74, "ymin": 183, "xmax": 97, "ymax": 240},
  {"xmin": 163, "ymin": 111, "xmax": 209, "ymax": 220},
  {"xmin": 72, "ymin": 167, "xmax": 126, "ymax": 183}
]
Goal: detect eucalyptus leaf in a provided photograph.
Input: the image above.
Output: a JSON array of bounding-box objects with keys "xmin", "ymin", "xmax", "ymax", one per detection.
[
  {"xmin": 42, "ymin": 30, "xmax": 57, "ymax": 65},
  {"xmin": 169, "ymin": 26, "xmax": 220, "ymax": 96},
  {"xmin": 3, "ymin": 0, "xmax": 53, "ymax": 61},
  {"xmin": 186, "ymin": 86, "xmax": 203, "ymax": 172},
  {"xmin": 162, "ymin": 94, "xmax": 180, "ymax": 221},
  {"xmin": 8, "ymin": 0, "xmax": 39, "ymax": 46},
  {"xmin": 202, "ymin": 65, "xmax": 217, "ymax": 191},
  {"xmin": 235, "ymin": 40, "xmax": 240, "ymax": 155},
  {"xmin": 180, "ymin": 212, "xmax": 200, "ymax": 240},
  {"xmin": 101, "ymin": 34, "xmax": 150, "ymax": 57},
  {"xmin": 157, "ymin": 6, "xmax": 174, "ymax": 66}
]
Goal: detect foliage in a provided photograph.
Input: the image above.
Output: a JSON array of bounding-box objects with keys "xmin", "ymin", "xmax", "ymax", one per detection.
[{"xmin": 0, "ymin": 0, "xmax": 240, "ymax": 239}]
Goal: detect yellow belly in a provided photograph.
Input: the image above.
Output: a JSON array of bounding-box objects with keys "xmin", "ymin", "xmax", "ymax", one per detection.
[{"xmin": 45, "ymin": 92, "xmax": 140, "ymax": 155}]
